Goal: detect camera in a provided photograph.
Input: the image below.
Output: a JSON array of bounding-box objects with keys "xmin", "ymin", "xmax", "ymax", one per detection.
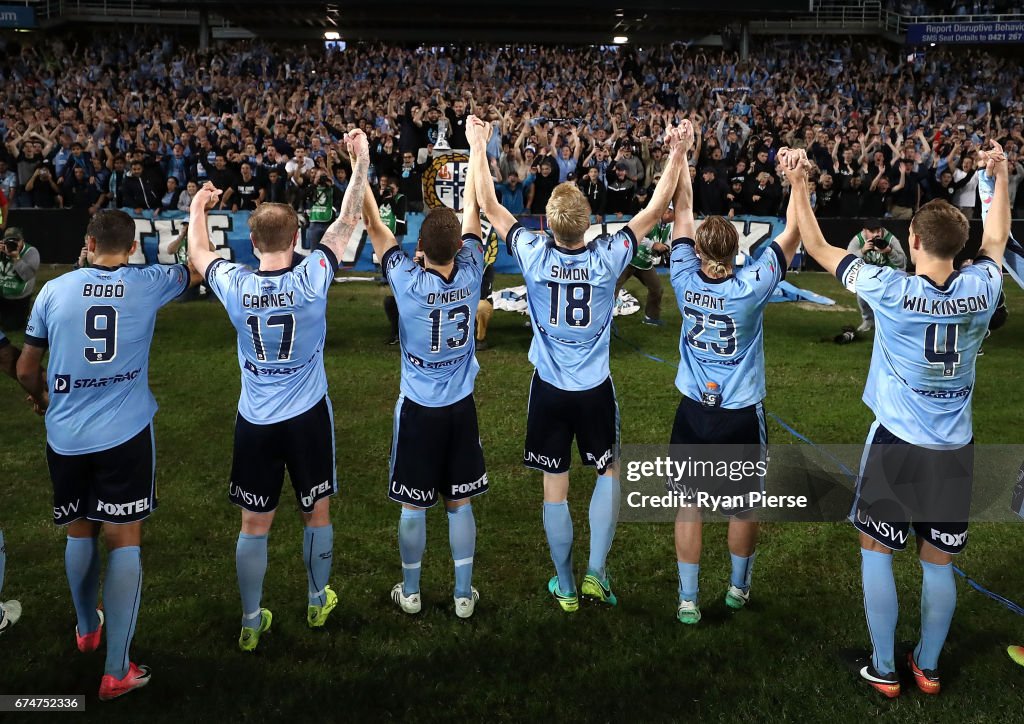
[{"xmin": 3, "ymin": 239, "xmax": 19, "ymax": 253}]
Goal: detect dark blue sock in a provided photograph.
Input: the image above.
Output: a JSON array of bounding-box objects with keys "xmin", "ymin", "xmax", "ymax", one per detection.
[
  {"xmin": 447, "ymin": 504, "xmax": 476, "ymax": 599},
  {"xmin": 103, "ymin": 546, "xmax": 142, "ymax": 679},
  {"xmin": 861, "ymin": 549, "xmax": 898, "ymax": 675},
  {"xmin": 543, "ymin": 501, "xmax": 575, "ymax": 594},
  {"xmin": 65, "ymin": 536, "xmax": 101, "ymax": 635},
  {"xmin": 399, "ymin": 508, "xmax": 426, "ymax": 595},
  {"xmin": 303, "ymin": 524, "xmax": 334, "ymax": 607},
  {"xmin": 236, "ymin": 533, "xmax": 268, "ymax": 627},
  {"xmin": 914, "ymin": 559, "xmax": 956, "ymax": 670}
]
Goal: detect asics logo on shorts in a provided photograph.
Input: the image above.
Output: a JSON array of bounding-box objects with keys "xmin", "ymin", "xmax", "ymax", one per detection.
[
  {"xmin": 96, "ymin": 498, "xmax": 150, "ymax": 516},
  {"xmin": 300, "ymin": 480, "xmax": 332, "ymax": 508}
]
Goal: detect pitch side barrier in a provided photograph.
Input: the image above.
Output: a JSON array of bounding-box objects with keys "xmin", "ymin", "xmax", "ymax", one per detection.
[{"xmin": 13, "ymin": 208, "xmax": 1024, "ymax": 271}]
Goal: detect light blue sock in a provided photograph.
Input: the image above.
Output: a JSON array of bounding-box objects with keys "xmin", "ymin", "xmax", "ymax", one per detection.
[
  {"xmin": 588, "ymin": 475, "xmax": 620, "ymax": 580},
  {"xmin": 914, "ymin": 559, "xmax": 957, "ymax": 671},
  {"xmin": 677, "ymin": 561, "xmax": 699, "ymax": 602},
  {"xmin": 103, "ymin": 546, "xmax": 142, "ymax": 680},
  {"xmin": 65, "ymin": 536, "xmax": 101, "ymax": 635},
  {"xmin": 303, "ymin": 524, "xmax": 334, "ymax": 607},
  {"xmin": 447, "ymin": 504, "xmax": 476, "ymax": 599},
  {"xmin": 543, "ymin": 501, "xmax": 575, "ymax": 594},
  {"xmin": 861, "ymin": 549, "xmax": 898, "ymax": 675},
  {"xmin": 236, "ymin": 533, "xmax": 268, "ymax": 627},
  {"xmin": 730, "ymin": 552, "xmax": 756, "ymax": 592},
  {"xmin": 399, "ymin": 508, "xmax": 426, "ymax": 595}
]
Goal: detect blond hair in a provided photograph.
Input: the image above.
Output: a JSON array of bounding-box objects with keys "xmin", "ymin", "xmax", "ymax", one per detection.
[
  {"xmin": 248, "ymin": 203, "xmax": 299, "ymax": 252},
  {"xmin": 546, "ymin": 183, "xmax": 591, "ymax": 245},
  {"xmin": 695, "ymin": 216, "xmax": 738, "ymax": 277}
]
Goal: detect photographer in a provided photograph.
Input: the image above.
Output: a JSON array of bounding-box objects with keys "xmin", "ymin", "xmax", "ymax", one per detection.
[
  {"xmin": 846, "ymin": 223, "xmax": 907, "ymax": 333},
  {"xmin": 0, "ymin": 227, "xmax": 40, "ymax": 329},
  {"xmin": 306, "ymin": 169, "xmax": 339, "ymax": 249}
]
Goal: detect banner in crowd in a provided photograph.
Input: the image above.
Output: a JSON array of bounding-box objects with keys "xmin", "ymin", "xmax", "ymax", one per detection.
[
  {"xmin": 0, "ymin": 5, "xmax": 36, "ymax": 28},
  {"xmin": 126, "ymin": 210, "xmax": 787, "ymax": 274},
  {"xmin": 906, "ymin": 21, "xmax": 1024, "ymax": 44}
]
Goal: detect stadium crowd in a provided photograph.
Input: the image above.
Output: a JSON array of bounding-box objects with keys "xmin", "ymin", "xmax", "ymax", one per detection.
[{"xmin": 3, "ymin": 31, "xmax": 1024, "ymax": 226}]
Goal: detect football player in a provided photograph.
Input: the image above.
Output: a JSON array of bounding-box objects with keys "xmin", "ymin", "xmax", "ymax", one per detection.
[
  {"xmin": 185, "ymin": 130, "xmax": 368, "ymax": 652},
  {"xmin": 667, "ymin": 131, "xmax": 801, "ymax": 625},
  {"xmin": 787, "ymin": 144, "xmax": 1009, "ymax": 697},
  {"xmin": 470, "ymin": 115, "xmax": 686, "ymax": 611}
]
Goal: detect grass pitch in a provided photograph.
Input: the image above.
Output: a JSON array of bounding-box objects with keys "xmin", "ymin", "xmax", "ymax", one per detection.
[{"xmin": 1, "ymin": 268, "xmax": 1023, "ymax": 722}]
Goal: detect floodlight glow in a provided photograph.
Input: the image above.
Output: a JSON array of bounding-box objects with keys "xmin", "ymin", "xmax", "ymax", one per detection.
[
  {"xmin": 324, "ymin": 31, "xmax": 341, "ymax": 40},
  {"xmin": 613, "ymin": 35, "xmax": 628, "ymax": 44}
]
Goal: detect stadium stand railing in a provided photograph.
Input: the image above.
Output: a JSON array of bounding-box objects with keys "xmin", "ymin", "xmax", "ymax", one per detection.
[{"xmin": 751, "ymin": 0, "xmax": 1024, "ymax": 35}]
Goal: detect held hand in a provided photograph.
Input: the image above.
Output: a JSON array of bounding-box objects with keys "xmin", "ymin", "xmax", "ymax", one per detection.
[
  {"xmin": 677, "ymin": 120, "xmax": 694, "ymax": 154},
  {"xmin": 344, "ymin": 128, "xmax": 370, "ymax": 162},
  {"xmin": 981, "ymin": 139, "xmax": 1008, "ymax": 178},
  {"xmin": 191, "ymin": 181, "xmax": 221, "ymax": 213}
]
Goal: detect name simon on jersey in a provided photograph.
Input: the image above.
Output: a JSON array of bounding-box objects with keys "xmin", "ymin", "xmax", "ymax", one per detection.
[
  {"xmin": 426, "ymin": 288, "xmax": 472, "ymax": 306},
  {"xmin": 683, "ymin": 290, "xmax": 725, "ymax": 310},
  {"xmin": 901, "ymin": 294, "xmax": 989, "ymax": 316},
  {"xmin": 550, "ymin": 266, "xmax": 590, "ymax": 281},
  {"xmin": 242, "ymin": 291, "xmax": 296, "ymax": 309}
]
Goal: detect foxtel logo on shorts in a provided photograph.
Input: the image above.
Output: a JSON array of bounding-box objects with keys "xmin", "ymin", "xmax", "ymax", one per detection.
[
  {"xmin": 452, "ymin": 474, "xmax": 488, "ymax": 495},
  {"xmin": 300, "ymin": 480, "xmax": 332, "ymax": 508},
  {"xmin": 96, "ymin": 498, "xmax": 150, "ymax": 516},
  {"xmin": 391, "ymin": 481, "xmax": 437, "ymax": 503}
]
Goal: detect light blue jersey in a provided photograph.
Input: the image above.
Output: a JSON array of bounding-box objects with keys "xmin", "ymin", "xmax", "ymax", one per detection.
[
  {"xmin": 507, "ymin": 223, "xmax": 636, "ymax": 391},
  {"xmin": 25, "ymin": 263, "xmax": 189, "ymax": 454},
  {"xmin": 382, "ymin": 234, "xmax": 484, "ymax": 407},
  {"xmin": 837, "ymin": 254, "xmax": 1002, "ymax": 446},
  {"xmin": 670, "ymin": 238, "xmax": 785, "ymax": 409},
  {"xmin": 206, "ymin": 246, "xmax": 337, "ymax": 424}
]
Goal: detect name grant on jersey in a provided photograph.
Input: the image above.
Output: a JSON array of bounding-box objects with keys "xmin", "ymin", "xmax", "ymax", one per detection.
[
  {"xmin": 550, "ymin": 265, "xmax": 591, "ymax": 281},
  {"xmin": 901, "ymin": 294, "xmax": 989, "ymax": 316},
  {"xmin": 683, "ymin": 290, "xmax": 726, "ymax": 310},
  {"xmin": 243, "ymin": 291, "xmax": 296, "ymax": 309}
]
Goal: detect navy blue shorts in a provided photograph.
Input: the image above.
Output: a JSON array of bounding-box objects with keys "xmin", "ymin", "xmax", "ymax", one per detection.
[
  {"xmin": 524, "ymin": 373, "xmax": 619, "ymax": 474},
  {"xmin": 851, "ymin": 422, "xmax": 974, "ymax": 554},
  {"xmin": 668, "ymin": 395, "xmax": 767, "ymax": 516}
]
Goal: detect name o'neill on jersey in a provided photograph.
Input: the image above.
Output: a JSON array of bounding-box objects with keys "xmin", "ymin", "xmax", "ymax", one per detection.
[{"xmin": 427, "ymin": 288, "xmax": 472, "ymax": 306}]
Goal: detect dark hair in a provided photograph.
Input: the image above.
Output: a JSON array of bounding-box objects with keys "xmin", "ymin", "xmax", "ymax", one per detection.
[
  {"xmin": 419, "ymin": 207, "xmax": 461, "ymax": 264},
  {"xmin": 86, "ymin": 210, "xmax": 136, "ymax": 254},
  {"xmin": 910, "ymin": 199, "xmax": 969, "ymax": 259}
]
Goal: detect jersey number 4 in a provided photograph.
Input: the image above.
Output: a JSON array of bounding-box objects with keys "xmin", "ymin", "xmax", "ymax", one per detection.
[
  {"xmin": 246, "ymin": 314, "xmax": 295, "ymax": 362},
  {"xmin": 429, "ymin": 304, "xmax": 471, "ymax": 352},
  {"xmin": 924, "ymin": 322, "xmax": 961, "ymax": 377}
]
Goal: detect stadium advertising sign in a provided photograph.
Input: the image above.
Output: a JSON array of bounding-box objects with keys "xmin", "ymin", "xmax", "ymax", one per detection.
[
  {"xmin": 0, "ymin": 5, "xmax": 35, "ymax": 28},
  {"xmin": 906, "ymin": 21, "xmax": 1024, "ymax": 44}
]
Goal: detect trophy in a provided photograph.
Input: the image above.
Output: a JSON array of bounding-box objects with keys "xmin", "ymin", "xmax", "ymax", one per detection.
[{"xmin": 433, "ymin": 116, "xmax": 451, "ymax": 153}]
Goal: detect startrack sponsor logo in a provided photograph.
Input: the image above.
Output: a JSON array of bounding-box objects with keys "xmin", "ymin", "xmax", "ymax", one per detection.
[
  {"xmin": 230, "ymin": 483, "xmax": 271, "ymax": 509},
  {"xmin": 911, "ymin": 385, "xmax": 971, "ymax": 399},
  {"xmin": 390, "ymin": 481, "xmax": 437, "ymax": 503},
  {"xmin": 243, "ymin": 360, "xmax": 304, "ymax": 376},
  {"xmin": 53, "ymin": 374, "xmax": 71, "ymax": 393},
  {"xmin": 96, "ymin": 498, "xmax": 151, "ymax": 517},
  {"xmin": 406, "ymin": 352, "xmax": 469, "ymax": 370},
  {"xmin": 59, "ymin": 368, "xmax": 143, "ymax": 390}
]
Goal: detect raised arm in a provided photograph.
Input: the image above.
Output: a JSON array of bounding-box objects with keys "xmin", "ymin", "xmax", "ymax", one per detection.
[
  {"xmin": 462, "ymin": 141, "xmax": 482, "ymax": 240},
  {"xmin": 786, "ymin": 149, "xmax": 847, "ymax": 276},
  {"xmin": 468, "ymin": 115, "xmax": 517, "ymax": 240},
  {"xmin": 672, "ymin": 121, "xmax": 696, "ymax": 240},
  {"xmin": 978, "ymin": 141, "xmax": 1010, "ymax": 268},
  {"xmin": 628, "ymin": 124, "xmax": 684, "ymax": 240},
  {"xmin": 320, "ymin": 129, "xmax": 370, "ymax": 262},
  {"xmin": 187, "ymin": 182, "xmax": 224, "ymax": 278},
  {"xmin": 361, "ymin": 182, "xmax": 398, "ymax": 260},
  {"xmin": 772, "ymin": 148, "xmax": 803, "ymax": 266}
]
